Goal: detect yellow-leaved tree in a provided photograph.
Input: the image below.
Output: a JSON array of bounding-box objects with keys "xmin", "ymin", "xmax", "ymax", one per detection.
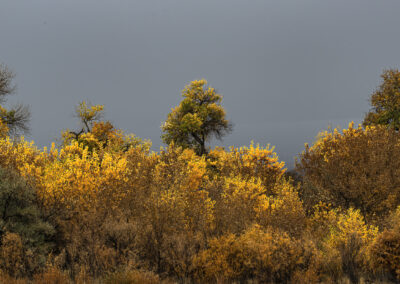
[{"xmin": 161, "ymin": 79, "xmax": 232, "ymax": 155}]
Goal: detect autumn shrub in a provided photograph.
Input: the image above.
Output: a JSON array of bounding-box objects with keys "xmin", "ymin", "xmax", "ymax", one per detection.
[
  {"xmin": 368, "ymin": 230, "xmax": 400, "ymax": 282},
  {"xmin": 211, "ymin": 176, "xmax": 306, "ymax": 236},
  {"xmin": 0, "ymin": 232, "xmax": 25, "ymax": 278},
  {"xmin": 193, "ymin": 225, "xmax": 314, "ymax": 283},
  {"xmin": 123, "ymin": 146, "xmax": 214, "ymax": 278},
  {"xmin": 209, "ymin": 176, "xmax": 265, "ymax": 234},
  {"xmin": 38, "ymin": 142, "xmax": 130, "ymax": 212},
  {"xmin": 0, "ymin": 137, "xmax": 50, "ymax": 185},
  {"xmin": 25, "ymin": 140, "xmax": 135, "ymax": 277},
  {"xmin": 367, "ymin": 207, "xmax": 400, "ymax": 281},
  {"xmin": 208, "ymin": 143, "xmax": 285, "ymax": 188},
  {"xmin": 256, "ymin": 179, "xmax": 306, "ymax": 236},
  {"xmin": 53, "ymin": 211, "xmax": 120, "ymax": 278},
  {"xmin": 206, "ymin": 143, "xmax": 306, "ymax": 237},
  {"xmin": 311, "ymin": 208, "xmax": 378, "ymax": 283},
  {"xmin": 297, "ymin": 123, "xmax": 400, "ymax": 222}
]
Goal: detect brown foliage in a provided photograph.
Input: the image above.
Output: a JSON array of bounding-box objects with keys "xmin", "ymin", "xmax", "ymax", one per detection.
[
  {"xmin": 367, "ymin": 207, "xmax": 400, "ymax": 281},
  {"xmin": 0, "ymin": 233, "xmax": 25, "ymax": 278}
]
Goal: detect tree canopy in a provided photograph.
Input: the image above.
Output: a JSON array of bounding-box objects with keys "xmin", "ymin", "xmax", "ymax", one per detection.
[
  {"xmin": 363, "ymin": 69, "xmax": 400, "ymax": 130},
  {"xmin": 161, "ymin": 79, "xmax": 232, "ymax": 155}
]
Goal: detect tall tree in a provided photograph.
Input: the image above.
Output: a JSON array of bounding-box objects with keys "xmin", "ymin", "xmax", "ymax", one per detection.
[
  {"xmin": 0, "ymin": 63, "xmax": 30, "ymax": 135},
  {"xmin": 363, "ymin": 69, "xmax": 400, "ymax": 130},
  {"xmin": 161, "ymin": 79, "xmax": 232, "ymax": 155}
]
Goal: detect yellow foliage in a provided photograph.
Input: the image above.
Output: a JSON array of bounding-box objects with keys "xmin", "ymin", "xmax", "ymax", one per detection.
[
  {"xmin": 75, "ymin": 101, "xmax": 104, "ymax": 126},
  {"xmin": 38, "ymin": 141, "xmax": 130, "ymax": 210},
  {"xmin": 297, "ymin": 123, "xmax": 400, "ymax": 221},
  {"xmin": 150, "ymin": 146, "xmax": 214, "ymax": 232},
  {"xmin": 0, "ymin": 137, "xmax": 50, "ymax": 185},
  {"xmin": 120, "ymin": 145, "xmax": 215, "ymax": 277},
  {"xmin": 208, "ymin": 142, "xmax": 285, "ymax": 188},
  {"xmin": 193, "ymin": 225, "xmax": 312, "ymax": 283},
  {"xmin": 367, "ymin": 207, "xmax": 400, "ymax": 280},
  {"xmin": 256, "ymin": 179, "xmax": 306, "ymax": 236},
  {"xmin": 212, "ymin": 176, "xmax": 305, "ymax": 236},
  {"xmin": 325, "ymin": 208, "xmax": 377, "ymax": 249},
  {"xmin": 318, "ymin": 208, "xmax": 378, "ymax": 282}
]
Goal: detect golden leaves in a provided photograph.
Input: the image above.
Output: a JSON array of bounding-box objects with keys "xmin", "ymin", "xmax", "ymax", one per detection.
[{"xmin": 298, "ymin": 123, "xmax": 400, "ymax": 221}]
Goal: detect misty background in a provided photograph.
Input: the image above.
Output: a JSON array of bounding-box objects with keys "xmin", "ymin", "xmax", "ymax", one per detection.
[{"xmin": 1, "ymin": 0, "xmax": 400, "ymax": 168}]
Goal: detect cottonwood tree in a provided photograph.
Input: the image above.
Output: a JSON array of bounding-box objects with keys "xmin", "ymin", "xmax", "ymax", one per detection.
[
  {"xmin": 161, "ymin": 79, "xmax": 232, "ymax": 155},
  {"xmin": 363, "ymin": 69, "xmax": 400, "ymax": 130}
]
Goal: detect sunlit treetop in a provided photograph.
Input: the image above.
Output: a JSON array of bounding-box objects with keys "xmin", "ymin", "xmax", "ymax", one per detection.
[
  {"xmin": 75, "ymin": 101, "xmax": 104, "ymax": 133},
  {"xmin": 162, "ymin": 79, "xmax": 232, "ymax": 156},
  {"xmin": 62, "ymin": 101, "xmax": 151, "ymax": 154}
]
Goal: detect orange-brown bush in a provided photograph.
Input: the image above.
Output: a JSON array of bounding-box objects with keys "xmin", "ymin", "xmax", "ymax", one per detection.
[
  {"xmin": 367, "ymin": 207, "xmax": 400, "ymax": 281},
  {"xmin": 297, "ymin": 123, "xmax": 400, "ymax": 222},
  {"xmin": 193, "ymin": 225, "xmax": 315, "ymax": 283},
  {"xmin": 210, "ymin": 176, "xmax": 306, "ymax": 236},
  {"xmin": 0, "ymin": 233, "xmax": 25, "ymax": 278},
  {"xmin": 307, "ymin": 207, "xmax": 377, "ymax": 282},
  {"xmin": 121, "ymin": 145, "xmax": 214, "ymax": 279}
]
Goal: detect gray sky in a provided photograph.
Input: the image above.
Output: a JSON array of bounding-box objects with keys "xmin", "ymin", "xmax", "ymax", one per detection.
[{"xmin": 1, "ymin": 0, "xmax": 400, "ymax": 168}]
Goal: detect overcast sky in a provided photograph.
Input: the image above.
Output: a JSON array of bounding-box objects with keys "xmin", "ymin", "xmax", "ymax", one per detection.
[{"xmin": 1, "ymin": 0, "xmax": 400, "ymax": 168}]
